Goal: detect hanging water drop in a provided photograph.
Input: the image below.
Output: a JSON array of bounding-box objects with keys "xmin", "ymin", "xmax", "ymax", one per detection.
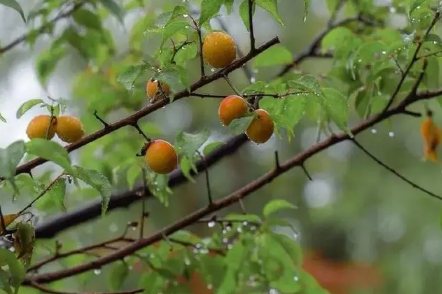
[
  {"xmin": 183, "ymin": 14, "xmax": 189, "ymax": 17},
  {"xmin": 94, "ymin": 269, "xmax": 101, "ymax": 275},
  {"xmin": 250, "ymin": 77, "xmax": 256, "ymax": 83},
  {"xmin": 184, "ymin": 258, "xmax": 191, "ymax": 265},
  {"xmin": 371, "ymin": 129, "xmax": 377, "ymax": 134},
  {"xmin": 237, "ymin": 226, "xmax": 243, "ymax": 233},
  {"xmin": 243, "ymin": 221, "xmax": 248, "ymax": 226},
  {"xmin": 211, "ymin": 68, "xmax": 216, "ymax": 72},
  {"xmin": 388, "ymin": 131, "xmax": 395, "ymax": 137},
  {"xmin": 208, "ymin": 221, "xmax": 216, "ymax": 228}
]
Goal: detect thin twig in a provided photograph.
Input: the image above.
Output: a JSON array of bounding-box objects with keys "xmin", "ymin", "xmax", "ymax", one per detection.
[
  {"xmin": 190, "ymin": 16, "xmax": 206, "ymax": 78},
  {"xmin": 29, "ymin": 282, "xmax": 143, "ymax": 294},
  {"xmin": 274, "ymin": 151, "xmax": 281, "ymax": 170},
  {"xmin": 190, "ymin": 91, "xmax": 309, "ymax": 99},
  {"xmin": 223, "ymin": 74, "xmax": 242, "ymax": 96},
  {"xmin": 351, "ymin": 139, "xmax": 442, "ymax": 201},
  {"xmin": 18, "ymin": 174, "xmax": 64, "ymax": 216},
  {"xmin": 198, "ymin": 152, "xmax": 213, "ymax": 206},
  {"xmin": 382, "ymin": 12, "xmax": 440, "ymax": 113},
  {"xmin": 248, "ymin": 0, "xmax": 255, "ymax": 50},
  {"xmin": 131, "ymin": 123, "xmax": 150, "ymax": 142},
  {"xmin": 139, "ymin": 167, "xmax": 148, "ymax": 239},
  {"xmin": 0, "ymin": 204, "xmax": 8, "ymax": 235},
  {"xmin": 0, "ymin": 2, "xmax": 84, "ymax": 54},
  {"xmin": 94, "ymin": 111, "xmax": 109, "ymax": 128},
  {"xmin": 301, "ymin": 164, "xmax": 313, "ymax": 181}
]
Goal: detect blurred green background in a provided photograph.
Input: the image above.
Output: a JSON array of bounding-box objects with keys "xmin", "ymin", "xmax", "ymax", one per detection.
[{"xmin": 1, "ymin": 0, "xmax": 442, "ymax": 293}]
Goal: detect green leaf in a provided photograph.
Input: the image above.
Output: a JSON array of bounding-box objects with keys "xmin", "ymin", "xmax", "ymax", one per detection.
[
  {"xmin": 26, "ymin": 139, "xmax": 72, "ymax": 173},
  {"xmin": 228, "ymin": 115, "xmax": 255, "ymax": 135},
  {"xmin": 199, "ymin": 0, "xmax": 223, "ymax": 25},
  {"xmin": 224, "ymin": 0, "xmax": 235, "ymax": 14},
  {"xmin": 180, "ymin": 156, "xmax": 196, "ymax": 183},
  {"xmin": 14, "ymin": 222, "xmax": 35, "ymax": 268},
  {"xmin": 73, "ymin": 8, "xmax": 102, "ymax": 31},
  {"xmin": 409, "ymin": 0, "xmax": 427, "ymax": 16},
  {"xmin": 36, "ymin": 43, "xmax": 66, "ymax": 87},
  {"xmin": 108, "ymin": 261, "xmax": 129, "ymax": 291},
  {"xmin": 175, "ymin": 129, "xmax": 210, "ymax": 158},
  {"xmin": 117, "ymin": 64, "xmax": 145, "ymax": 91},
  {"xmin": 252, "ymin": 44, "xmax": 292, "ymax": 67},
  {"xmin": 71, "ymin": 166, "xmax": 112, "ymax": 216},
  {"xmin": 256, "ymin": 0, "xmax": 284, "ymax": 25},
  {"xmin": 156, "ymin": 66, "xmax": 184, "ymax": 91},
  {"xmin": 270, "ymin": 231, "xmax": 303, "ymax": 267},
  {"xmin": 263, "ymin": 199, "xmax": 296, "ymax": 217},
  {"xmin": 99, "ymin": 0, "xmax": 125, "ymax": 24},
  {"xmin": 46, "ymin": 178, "xmax": 67, "ymax": 212},
  {"xmin": 0, "ymin": 248, "xmax": 25, "ymax": 293},
  {"xmin": 0, "ymin": 269, "xmax": 12, "ymax": 294},
  {"xmin": 161, "ymin": 21, "xmax": 189, "ymax": 47},
  {"xmin": 322, "ymin": 88, "xmax": 351, "ymax": 134},
  {"xmin": 16, "ymin": 99, "xmax": 44, "ymax": 119},
  {"xmin": 0, "ymin": 0, "xmax": 25, "ymax": 23},
  {"xmin": 239, "ymin": 0, "xmax": 255, "ymax": 30},
  {"xmin": 0, "ymin": 141, "xmax": 25, "ymax": 179},
  {"xmin": 289, "ymin": 75, "xmax": 324, "ymax": 97},
  {"xmin": 203, "ymin": 141, "xmax": 224, "ymax": 156},
  {"xmin": 126, "ymin": 163, "xmax": 141, "ymax": 190},
  {"xmin": 303, "ymin": 0, "xmax": 311, "ymax": 21}
]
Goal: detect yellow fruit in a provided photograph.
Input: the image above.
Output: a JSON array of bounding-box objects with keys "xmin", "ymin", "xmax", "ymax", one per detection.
[
  {"xmin": 202, "ymin": 31, "xmax": 237, "ymax": 68},
  {"xmin": 146, "ymin": 79, "xmax": 170, "ymax": 100},
  {"xmin": 420, "ymin": 112, "xmax": 442, "ymax": 162},
  {"xmin": 145, "ymin": 140, "xmax": 178, "ymax": 174},
  {"xmin": 26, "ymin": 115, "xmax": 56, "ymax": 140},
  {"xmin": 246, "ymin": 109, "xmax": 274, "ymax": 144},
  {"xmin": 218, "ymin": 95, "xmax": 248, "ymax": 126},
  {"xmin": 55, "ymin": 115, "xmax": 85, "ymax": 143}
]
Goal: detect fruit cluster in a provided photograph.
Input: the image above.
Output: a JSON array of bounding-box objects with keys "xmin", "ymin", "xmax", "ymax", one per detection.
[
  {"xmin": 141, "ymin": 31, "xmax": 274, "ymax": 175},
  {"xmin": 26, "ymin": 114, "xmax": 85, "ymax": 143}
]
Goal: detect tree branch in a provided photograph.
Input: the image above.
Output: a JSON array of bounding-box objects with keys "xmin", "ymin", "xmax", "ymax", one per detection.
[
  {"xmin": 12, "ymin": 37, "xmax": 280, "ymax": 179},
  {"xmin": 351, "ymin": 139, "xmax": 442, "ymax": 201},
  {"xmin": 29, "ymin": 282, "xmax": 142, "ymax": 294},
  {"xmin": 26, "ymin": 84, "xmax": 442, "ymax": 284},
  {"xmin": 0, "ymin": 2, "xmax": 84, "ymax": 54}
]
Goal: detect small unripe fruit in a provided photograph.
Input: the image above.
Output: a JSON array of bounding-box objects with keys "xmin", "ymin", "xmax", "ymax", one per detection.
[
  {"xmin": 145, "ymin": 140, "xmax": 178, "ymax": 174},
  {"xmin": 246, "ymin": 109, "xmax": 274, "ymax": 144},
  {"xmin": 146, "ymin": 79, "xmax": 170, "ymax": 100},
  {"xmin": 55, "ymin": 115, "xmax": 85, "ymax": 143},
  {"xmin": 218, "ymin": 95, "xmax": 248, "ymax": 126},
  {"xmin": 26, "ymin": 115, "xmax": 56, "ymax": 140},
  {"xmin": 202, "ymin": 32, "xmax": 237, "ymax": 68}
]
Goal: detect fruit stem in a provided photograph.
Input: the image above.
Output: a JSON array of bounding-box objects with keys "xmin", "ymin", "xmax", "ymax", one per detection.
[
  {"xmin": 198, "ymin": 152, "xmax": 214, "ymax": 206},
  {"xmin": 223, "ymin": 74, "xmax": 242, "ymax": 97},
  {"xmin": 190, "ymin": 15, "xmax": 206, "ymax": 78},
  {"xmin": 131, "ymin": 123, "xmax": 151, "ymax": 142}
]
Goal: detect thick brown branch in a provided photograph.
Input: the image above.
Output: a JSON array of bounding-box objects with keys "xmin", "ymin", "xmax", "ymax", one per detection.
[
  {"xmin": 26, "ymin": 87, "xmax": 442, "ymax": 284},
  {"xmin": 14, "ymin": 37, "xmax": 279, "ymax": 178}
]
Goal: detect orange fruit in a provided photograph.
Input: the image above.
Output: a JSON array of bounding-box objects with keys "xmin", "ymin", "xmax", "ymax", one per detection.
[
  {"xmin": 176, "ymin": 272, "xmax": 212, "ymax": 294},
  {"xmin": 145, "ymin": 140, "xmax": 178, "ymax": 174},
  {"xmin": 246, "ymin": 109, "xmax": 274, "ymax": 144},
  {"xmin": 146, "ymin": 79, "xmax": 170, "ymax": 100},
  {"xmin": 202, "ymin": 32, "xmax": 237, "ymax": 68},
  {"xmin": 26, "ymin": 115, "xmax": 57, "ymax": 140},
  {"xmin": 55, "ymin": 115, "xmax": 85, "ymax": 143},
  {"xmin": 218, "ymin": 95, "xmax": 248, "ymax": 126}
]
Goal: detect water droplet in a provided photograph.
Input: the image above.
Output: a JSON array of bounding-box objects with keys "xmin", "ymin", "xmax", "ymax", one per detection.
[
  {"xmin": 250, "ymin": 226, "xmax": 257, "ymax": 231},
  {"xmin": 222, "ymin": 229, "xmax": 227, "ymax": 234},
  {"xmin": 195, "ymin": 243, "xmax": 201, "ymax": 248},
  {"xmin": 250, "ymin": 77, "xmax": 256, "ymax": 83},
  {"xmin": 200, "ymin": 248, "xmax": 209, "ymax": 254},
  {"xmin": 243, "ymin": 221, "xmax": 248, "ymax": 226},
  {"xmin": 185, "ymin": 25, "xmax": 189, "ymax": 29},
  {"xmin": 293, "ymin": 276, "xmax": 299, "ymax": 281},
  {"xmin": 150, "ymin": 253, "xmax": 155, "ymax": 259},
  {"xmin": 9, "ymin": 247, "xmax": 14, "ymax": 252},
  {"xmin": 208, "ymin": 221, "xmax": 216, "ymax": 228},
  {"xmin": 211, "ymin": 68, "xmax": 216, "ymax": 72},
  {"xmin": 226, "ymin": 225, "xmax": 232, "ymax": 232},
  {"xmin": 269, "ymin": 288, "xmax": 279, "ymax": 294},
  {"xmin": 183, "ymin": 14, "xmax": 189, "ymax": 17},
  {"xmin": 227, "ymin": 243, "xmax": 233, "ymax": 249},
  {"xmin": 192, "ymin": 248, "xmax": 199, "ymax": 254},
  {"xmin": 388, "ymin": 131, "xmax": 395, "ymax": 137},
  {"xmin": 371, "ymin": 128, "xmax": 377, "ymax": 134},
  {"xmin": 207, "ymin": 284, "xmax": 213, "ymax": 290},
  {"xmin": 389, "ymin": 6, "xmax": 396, "ymax": 13},
  {"xmin": 237, "ymin": 226, "xmax": 243, "ymax": 233},
  {"xmin": 184, "ymin": 258, "xmax": 191, "ymax": 265},
  {"xmin": 94, "ymin": 269, "xmax": 101, "ymax": 275},
  {"xmin": 222, "ymin": 237, "xmax": 228, "ymax": 244}
]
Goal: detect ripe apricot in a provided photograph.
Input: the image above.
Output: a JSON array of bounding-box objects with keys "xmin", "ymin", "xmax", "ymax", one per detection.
[
  {"xmin": 218, "ymin": 95, "xmax": 248, "ymax": 126},
  {"xmin": 176, "ymin": 272, "xmax": 212, "ymax": 294},
  {"xmin": 146, "ymin": 79, "xmax": 170, "ymax": 100},
  {"xmin": 145, "ymin": 140, "xmax": 178, "ymax": 174},
  {"xmin": 420, "ymin": 113, "xmax": 442, "ymax": 162},
  {"xmin": 26, "ymin": 115, "xmax": 56, "ymax": 140},
  {"xmin": 55, "ymin": 115, "xmax": 85, "ymax": 143},
  {"xmin": 202, "ymin": 31, "xmax": 237, "ymax": 68},
  {"xmin": 246, "ymin": 109, "xmax": 274, "ymax": 144}
]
